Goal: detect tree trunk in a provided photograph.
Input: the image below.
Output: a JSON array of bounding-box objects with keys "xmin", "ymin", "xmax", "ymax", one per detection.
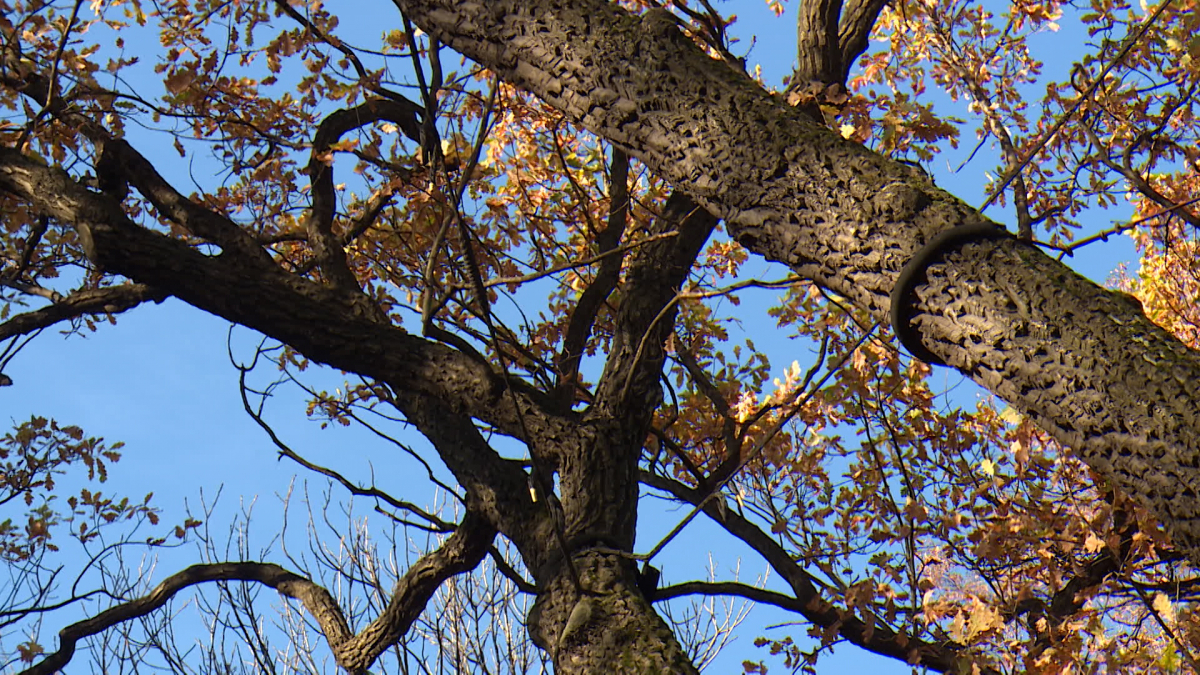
[
  {"xmin": 391, "ymin": 0, "xmax": 1200, "ymax": 560},
  {"xmin": 527, "ymin": 551, "xmax": 698, "ymax": 674}
]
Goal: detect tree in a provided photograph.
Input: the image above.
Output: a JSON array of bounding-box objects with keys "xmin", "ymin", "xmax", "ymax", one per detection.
[{"xmin": 1, "ymin": 0, "xmax": 1200, "ymax": 672}]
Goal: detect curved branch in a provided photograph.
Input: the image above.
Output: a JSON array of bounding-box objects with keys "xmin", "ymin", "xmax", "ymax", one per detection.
[
  {"xmin": 656, "ymin": 580, "xmax": 813, "ymax": 612},
  {"xmin": 20, "ymin": 513, "xmax": 495, "ymax": 675},
  {"xmin": 306, "ymin": 98, "xmax": 424, "ymax": 290},
  {"xmin": 837, "ymin": 0, "xmax": 889, "ymax": 83}
]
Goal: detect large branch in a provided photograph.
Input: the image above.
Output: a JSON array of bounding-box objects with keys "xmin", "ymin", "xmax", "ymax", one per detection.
[
  {"xmin": 542, "ymin": 189, "xmax": 715, "ymax": 558},
  {"xmin": 0, "ymin": 147, "xmax": 573, "ymax": 446},
  {"xmin": 0, "ymin": 53, "xmax": 271, "ymax": 264},
  {"xmin": 21, "ymin": 511, "xmax": 493, "ymax": 675},
  {"xmin": 592, "ymin": 190, "xmax": 716, "ymax": 421},
  {"xmin": 392, "ymin": 0, "xmax": 1200, "ymax": 563},
  {"xmin": 793, "ymin": 0, "xmax": 843, "ymax": 86}
]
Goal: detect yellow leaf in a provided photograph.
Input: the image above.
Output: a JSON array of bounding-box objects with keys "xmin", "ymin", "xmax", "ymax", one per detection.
[
  {"xmin": 838, "ymin": 123, "xmax": 856, "ymax": 139},
  {"xmin": 998, "ymin": 406, "xmax": 1022, "ymax": 425},
  {"xmin": 966, "ymin": 602, "xmax": 1004, "ymax": 639},
  {"xmin": 1152, "ymin": 592, "xmax": 1176, "ymax": 623}
]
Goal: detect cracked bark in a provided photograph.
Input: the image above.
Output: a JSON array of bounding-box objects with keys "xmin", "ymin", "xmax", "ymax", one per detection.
[
  {"xmin": 391, "ymin": 0, "xmax": 1200, "ymax": 566},
  {"xmin": 3, "ymin": 2, "xmax": 1198, "ymax": 672}
]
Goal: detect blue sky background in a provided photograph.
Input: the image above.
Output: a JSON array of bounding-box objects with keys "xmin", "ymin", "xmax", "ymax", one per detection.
[{"xmin": 1, "ymin": 0, "xmax": 1141, "ymax": 673}]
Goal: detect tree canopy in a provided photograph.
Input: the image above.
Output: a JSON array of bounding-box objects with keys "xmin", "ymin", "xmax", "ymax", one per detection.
[{"xmin": 2, "ymin": 0, "xmax": 1200, "ymax": 673}]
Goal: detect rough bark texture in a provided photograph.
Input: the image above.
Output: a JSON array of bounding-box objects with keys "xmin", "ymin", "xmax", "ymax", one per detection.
[
  {"xmin": 390, "ymin": 0, "xmax": 1200, "ymax": 559},
  {"xmin": 3, "ymin": 1, "xmax": 1199, "ymax": 673},
  {"xmin": 528, "ymin": 551, "xmax": 698, "ymax": 675}
]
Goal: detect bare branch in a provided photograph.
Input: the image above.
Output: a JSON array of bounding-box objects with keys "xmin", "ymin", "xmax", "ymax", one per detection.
[
  {"xmin": 21, "ymin": 513, "xmax": 495, "ymax": 675},
  {"xmin": 656, "ymin": 580, "xmax": 809, "ymax": 612}
]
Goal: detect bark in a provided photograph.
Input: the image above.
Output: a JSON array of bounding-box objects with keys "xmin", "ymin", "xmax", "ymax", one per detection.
[
  {"xmin": 0, "ymin": 145, "xmax": 717, "ymax": 671},
  {"xmin": 527, "ymin": 550, "xmax": 698, "ymax": 675},
  {"xmin": 3, "ymin": 1, "xmax": 1198, "ymax": 672},
  {"xmin": 390, "ymin": 0, "xmax": 1200, "ymax": 564}
]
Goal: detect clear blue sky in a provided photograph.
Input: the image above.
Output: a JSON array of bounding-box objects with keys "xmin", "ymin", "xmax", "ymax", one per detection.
[{"xmin": 2, "ymin": 1, "xmax": 1139, "ymax": 673}]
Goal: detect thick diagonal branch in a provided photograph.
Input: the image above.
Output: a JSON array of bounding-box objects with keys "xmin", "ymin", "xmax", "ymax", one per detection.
[
  {"xmin": 20, "ymin": 511, "xmax": 493, "ymax": 675},
  {"xmin": 0, "ymin": 53, "xmax": 269, "ymax": 263},
  {"xmin": 388, "ymin": 389, "xmax": 553, "ymax": 563},
  {"xmin": 391, "ymin": 0, "xmax": 1200, "ymax": 566},
  {"xmin": 0, "ymin": 146, "xmax": 572, "ymax": 445}
]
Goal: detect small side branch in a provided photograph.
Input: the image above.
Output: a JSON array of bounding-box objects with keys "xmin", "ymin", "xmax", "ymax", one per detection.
[
  {"xmin": 640, "ymin": 471, "xmax": 995, "ymax": 674},
  {"xmin": 306, "ymin": 99, "xmax": 424, "ymax": 290},
  {"xmin": 0, "ymin": 284, "xmax": 166, "ymax": 341}
]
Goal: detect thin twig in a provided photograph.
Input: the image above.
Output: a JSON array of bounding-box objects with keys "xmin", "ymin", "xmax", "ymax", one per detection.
[
  {"xmin": 640, "ymin": 325, "xmax": 878, "ymax": 563},
  {"xmin": 979, "ymin": 0, "xmax": 1178, "ymax": 213}
]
